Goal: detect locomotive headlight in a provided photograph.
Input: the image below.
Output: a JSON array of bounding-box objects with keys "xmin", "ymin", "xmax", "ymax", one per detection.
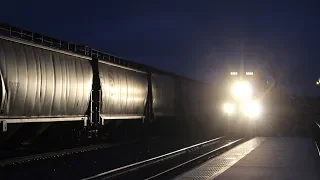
[
  {"xmin": 242, "ymin": 101, "xmax": 262, "ymax": 118},
  {"xmin": 223, "ymin": 102, "xmax": 236, "ymax": 115},
  {"xmin": 231, "ymin": 81, "xmax": 252, "ymax": 100}
]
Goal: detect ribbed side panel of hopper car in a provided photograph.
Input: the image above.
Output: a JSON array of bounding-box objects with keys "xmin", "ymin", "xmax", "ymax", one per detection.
[
  {"xmin": 98, "ymin": 61, "xmax": 148, "ymax": 120},
  {"xmin": 152, "ymin": 74, "xmax": 175, "ymax": 117},
  {"xmin": 0, "ymin": 37, "xmax": 93, "ymax": 129}
]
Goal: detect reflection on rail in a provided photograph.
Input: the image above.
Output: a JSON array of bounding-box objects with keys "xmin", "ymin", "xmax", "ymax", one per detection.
[
  {"xmin": 83, "ymin": 136, "xmax": 245, "ymax": 180},
  {"xmin": 83, "ymin": 136, "xmax": 224, "ymax": 180},
  {"xmin": 145, "ymin": 138, "xmax": 243, "ymax": 180},
  {"xmin": 315, "ymin": 122, "xmax": 320, "ymax": 157}
]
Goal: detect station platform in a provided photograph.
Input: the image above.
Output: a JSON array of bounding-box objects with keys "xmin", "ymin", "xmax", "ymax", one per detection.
[{"xmin": 175, "ymin": 137, "xmax": 320, "ymax": 180}]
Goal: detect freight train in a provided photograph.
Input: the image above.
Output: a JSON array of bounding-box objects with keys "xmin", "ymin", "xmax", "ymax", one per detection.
[{"xmin": 0, "ymin": 23, "xmax": 219, "ymax": 143}]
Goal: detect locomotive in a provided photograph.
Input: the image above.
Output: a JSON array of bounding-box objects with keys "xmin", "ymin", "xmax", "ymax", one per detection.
[
  {"xmin": 0, "ymin": 23, "xmax": 218, "ymax": 142},
  {"xmin": 220, "ymin": 70, "xmax": 271, "ymax": 136},
  {"xmin": 222, "ymin": 71, "xmax": 263, "ymax": 119}
]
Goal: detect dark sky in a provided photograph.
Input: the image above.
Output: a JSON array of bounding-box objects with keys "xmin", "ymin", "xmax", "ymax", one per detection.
[{"xmin": 1, "ymin": 0, "xmax": 320, "ymax": 95}]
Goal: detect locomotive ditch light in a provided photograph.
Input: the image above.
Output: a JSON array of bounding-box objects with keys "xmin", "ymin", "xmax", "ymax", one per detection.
[
  {"xmin": 242, "ymin": 100, "xmax": 262, "ymax": 119},
  {"xmin": 231, "ymin": 81, "xmax": 252, "ymax": 101},
  {"xmin": 223, "ymin": 102, "xmax": 236, "ymax": 115}
]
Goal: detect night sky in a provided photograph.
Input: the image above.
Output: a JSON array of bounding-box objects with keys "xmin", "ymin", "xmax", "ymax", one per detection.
[{"xmin": 1, "ymin": 0, "xmax": 320, "ymax": 96}]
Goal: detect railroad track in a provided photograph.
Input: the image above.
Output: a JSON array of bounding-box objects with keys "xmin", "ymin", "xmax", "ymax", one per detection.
[
  {"xmin": 83, "ymin": 136, "xmax": 246, "ymax": 180},
  {"xmin": 0, "ymin": 137, "xmax": 158, "ymax": 167}
]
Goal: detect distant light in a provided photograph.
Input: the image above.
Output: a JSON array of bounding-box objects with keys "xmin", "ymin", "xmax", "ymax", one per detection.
[
  {"xmin": 230, "ymin": 72, "xmax": 238, "ymax": 76},
  {"xmin": 246, "ymin": 72, "xmax": 253, "ymax": 75},
  {"xmin": 317, "ymin": 81, "xmax": 319, "ymax": 85}
]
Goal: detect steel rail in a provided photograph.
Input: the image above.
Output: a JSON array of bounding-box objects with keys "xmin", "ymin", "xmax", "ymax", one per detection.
[
  {"xmin": 315, "ymin": 121, "xmax": 320, "ymax": 157},
  {"xmin": 144, "ymin": 138, "xmax": 243, "ymax": 180},
  {"xmin": 82, "ymin": 136, "xmax": 225, "ymax": 180}
]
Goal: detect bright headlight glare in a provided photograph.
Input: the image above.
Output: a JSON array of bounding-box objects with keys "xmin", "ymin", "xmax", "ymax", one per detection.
[
  {"xmin": 223, "ymin": 103, "xmax": 235, "ymax": 115},
  {"xmin": 232, "ymin": 81, "xmax": 252, "ymax": 100},
  {"xmin": 242, "ymin": 101, "xmax": 262, "ymax": 118}
]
